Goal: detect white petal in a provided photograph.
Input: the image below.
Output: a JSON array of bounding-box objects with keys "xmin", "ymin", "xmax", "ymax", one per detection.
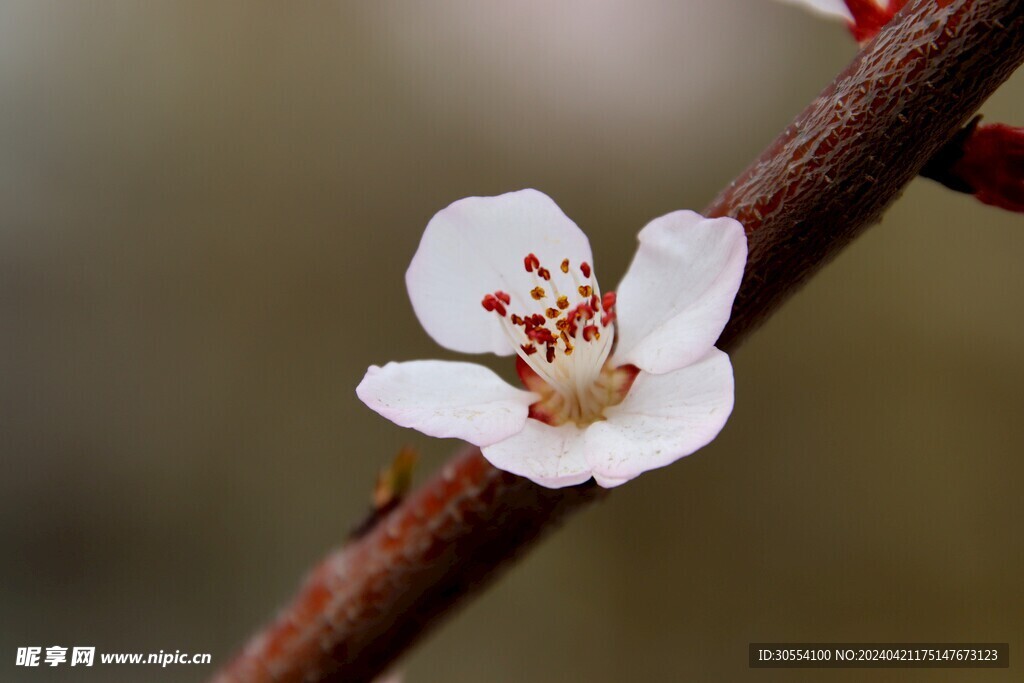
[
  {"xmin": 406, "ymin": 189, "xmax": 594, "ymax": 355},
  {"xmin": 591, "ymin": 472, "xmax": 632, "ymax": 489},
  {"xmin": 774, "ymin": 0, "xmax": 854, "ymax": 22},
  {"xmin": 356, "ymin": 360, "xmax": 535, "ymax": 447},
  {"xmin": 612, "ymin": 211, "xmax": 746, "ymax": 375},
  {"xmin": 481, "ymin": 419, "xmax": 592, "ymax": 489},
  {"xmin": 585, "ymin": 349, "xmax": 734, "ymax": 483}
]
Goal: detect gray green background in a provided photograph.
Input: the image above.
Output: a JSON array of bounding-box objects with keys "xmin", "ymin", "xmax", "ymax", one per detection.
[{"xmin": 1, "ymin": 1, "xmax": 1021, "ymax": 681}]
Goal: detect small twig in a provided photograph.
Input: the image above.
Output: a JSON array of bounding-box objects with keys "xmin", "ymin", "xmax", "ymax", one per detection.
[
  {"xmin": 349, "ymin": 447, "xmax": 419, "ymax": 540},
  {"xmin": 211, "ymin": 2, "xmax": 1024, "ymax": 681}
]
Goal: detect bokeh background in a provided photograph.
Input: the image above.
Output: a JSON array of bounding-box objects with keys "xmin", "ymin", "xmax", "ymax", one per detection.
[{"xmin": 1, "ymin": 1, "xmax": 1022, "ymax": 681}]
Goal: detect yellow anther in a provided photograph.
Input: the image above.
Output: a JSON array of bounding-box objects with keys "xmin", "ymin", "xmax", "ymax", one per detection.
[
  {"xmin": 531, "ymin": 287, "xmax": 546, "ymax": 300},
  {"xmin": 556, "ymin": 295, "xmax": 569, "ymax": 310},
  {"xmin": 578, "ymin": 285, "xmax": 592, "ymax": 297},
  {"xmin": 560, "ymin": 259, "xmax": 569, "ymax": 273}
]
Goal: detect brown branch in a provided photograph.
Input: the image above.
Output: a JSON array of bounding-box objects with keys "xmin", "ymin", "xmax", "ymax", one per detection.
[{"xmin": 211, "ymin": 2, "xmax": 1024, "ymax": 681}]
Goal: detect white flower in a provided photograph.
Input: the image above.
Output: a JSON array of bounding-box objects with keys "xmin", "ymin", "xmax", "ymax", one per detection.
[
  {"xmin": 774, "ymin": 0, "xmax": 854, "ymax": 22},
  {"xmin": 356, "ymin": 190, "xmax": 746, "ymax": 489},
  {"xmin": 774, "ymin": 0, "xmax": 902, "ymax": 43}
]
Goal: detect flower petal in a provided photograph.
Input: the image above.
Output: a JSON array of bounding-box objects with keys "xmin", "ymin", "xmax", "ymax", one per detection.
[
  {"xmin": 591, "ymin": 472, "xmax": 632, "ymax": 489},
  {"xmin": 585, "ymin": 349, "xmax": 734, "ymax": 484},
  {"xmin": 481, "ymin": 420, "xmax": 592, "ymax": 489},
  {"xmin": 406, "ymin": 189, "xmax": 594, "ymax": 355},
  {"xmin": 774, "ymin": 0, "xmax": 854, "ymax": 22},
  {"xmin": 356, "ymin": 360, "xmax": 535, "ymax": 447},
  {"xmin": 612, "ymin": 211, "xmax": 746, "ymax": 375}
]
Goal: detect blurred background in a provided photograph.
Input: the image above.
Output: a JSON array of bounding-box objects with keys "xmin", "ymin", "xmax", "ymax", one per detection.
[{"xmin": 1, "ymin": 1, "xmax": 1022, "ymax": 681}]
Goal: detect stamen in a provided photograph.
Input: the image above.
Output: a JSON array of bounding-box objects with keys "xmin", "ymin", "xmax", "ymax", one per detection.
[
  {"xmin": 483, "ymin": 251, "xmax": 618, "ymax": 424},
  {"xmin": 481, "ymin": 292, "xmax": 507, "ymax": 316},
  {"xmin": 481, "ymin": 294, "xmax": 499, "ymax": 314},
  {"xmin": 528, "ymin": 327, "xmax": 556, "ymax": 344}
]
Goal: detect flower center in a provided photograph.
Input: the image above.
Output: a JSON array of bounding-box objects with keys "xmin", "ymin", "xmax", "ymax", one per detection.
[{"xmin": 482, "ymin": 254, "xmax": 634, "ymax": 425}]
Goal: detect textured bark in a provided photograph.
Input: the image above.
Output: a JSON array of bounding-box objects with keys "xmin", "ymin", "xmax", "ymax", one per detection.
[
  {"xmin": 710, "ymin": 0, "xmax": 1024, "ymax": 349},
  {"xmin": 215, "ymin": 450, "xmax": 604, "ymax": 683},
  {"xmin": 212, "ymin": 1, "xmax": 1024, "ymax": 681}
]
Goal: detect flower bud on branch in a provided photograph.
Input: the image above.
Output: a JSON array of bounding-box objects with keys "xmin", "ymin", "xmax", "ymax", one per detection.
[{"xmin": 922, "ymin": 117, "xmax": 1024, "ymax": 213}]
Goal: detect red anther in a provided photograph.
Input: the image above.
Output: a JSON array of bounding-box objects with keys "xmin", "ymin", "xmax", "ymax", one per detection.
[
  {"xmin": 521, "ymin": 343, "xmax": 537, "ymax": 355},
  {"xmin": 560, "ymin": 259, "xmax": 569, "ymax": 273},
  {"xmin": 590, "ymin": 294, "xmax": 599, "ymax": 311},
  {"xmin": 602, "ymin": 291, "xmax": 617, "ymax": 310},
  {"xmin": 495, "ymin": 291, "xmax": 511, "ymax": 305},
  {"xmin": 582, "ymin": 325, "xmax": 600, "ymax": 342},
  {"xmin": 531, "ymin": 314, "xmax": 546, "ymax": 326},
  {"xmin": 524, "ymin": 253, "xmax": 540, "ymax": 272},
  {"xmin": 537, "ymin": 267, "xmax": 551, "ymax": 281},
  {"xmin": 510, "ymin": 314, "xmax": 523, "ymax": 326},
  {"xmin": 494, "ymin": 302, "xmax": 507, "ymax": 317},
  {"xmin": 601, "ymin": 311, "xmax": 617, "ymax": 327},
  {"xmin": 580, "ymin": 262, "xmax": 591, "ymax": 278},
  {"xmin": 545, "ymin": 345, "xmax": 556, "ymax": 363},
  {"xmin": 481, "ymin": 294, "xmax": 497, "ymax": 312},
  {"xmin": 528, "ymin": 327, "xmax": 556, "ymax": 344},
  {"xmin": 574, "ymin": 303, "xmax": 593, "ymax": 321}
]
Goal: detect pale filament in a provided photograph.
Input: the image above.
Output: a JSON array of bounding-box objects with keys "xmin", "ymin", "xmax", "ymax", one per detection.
[{"xmin": 481, "ymin": 253, "xmax": 620, "ymax": 424}]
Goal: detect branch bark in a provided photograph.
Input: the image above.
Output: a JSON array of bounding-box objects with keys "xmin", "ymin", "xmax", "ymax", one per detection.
[{"xmin": 212, "ymin": 1, "xmax": 1024, "ymax": 681}]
